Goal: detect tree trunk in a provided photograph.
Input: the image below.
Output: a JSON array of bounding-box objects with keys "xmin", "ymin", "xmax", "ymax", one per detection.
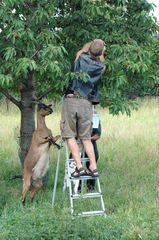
[{"xmin": 19, "ymin": 73, "xmax": 36, "ymax": 167}]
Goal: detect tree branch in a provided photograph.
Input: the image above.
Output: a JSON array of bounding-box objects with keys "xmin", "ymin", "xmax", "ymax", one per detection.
[
  {"xmin": 37, "ymin": 87, "xmax": 54, "ymax": 101},
  {"xmin": 0, "ymin": 86, "xmax": 21, "ymax": 108}
]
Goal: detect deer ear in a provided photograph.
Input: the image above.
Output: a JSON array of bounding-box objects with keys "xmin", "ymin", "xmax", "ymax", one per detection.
[
  {"xmin": 37, "ymin": 102, "xmax": 45, "ymax": 110},
  {"xmin": 32, "ymin": 98, "xmax": 39, "ymax": 104},
  {"xmin": 38, "ymin": 103, "xmax": 43, "ymax": 107}
]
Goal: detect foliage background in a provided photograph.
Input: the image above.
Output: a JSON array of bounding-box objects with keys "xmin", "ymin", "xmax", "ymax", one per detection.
[{"xmin": 0, "ymin": 0, "xmax": 159, "ymax": 114}]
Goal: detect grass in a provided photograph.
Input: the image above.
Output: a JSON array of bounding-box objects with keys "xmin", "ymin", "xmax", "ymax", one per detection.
[{"xmin": 0, "ymin": 98, "xmax": 159, "ymax": 239}]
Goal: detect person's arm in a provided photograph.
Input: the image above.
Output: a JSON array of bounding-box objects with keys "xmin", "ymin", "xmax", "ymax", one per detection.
[
  {"xmin": 75, "ymin": 41, "xmax": 92, "ymax": 61},
  {"xmin": 98, "ymin": 46, "xmax": 106, "ymax": 74}
]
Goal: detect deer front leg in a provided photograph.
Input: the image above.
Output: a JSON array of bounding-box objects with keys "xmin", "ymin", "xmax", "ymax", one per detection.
[
  {"xmin": 52, "ymin": 135, "xmax": 60, "ymax": 142},
  {"xmin": 48, "ymin": 135, "xmax": 61, "ymax": 149},
  {"xmin": 38, "ymin": 135, "xmax": 52, "ymax": 144}
]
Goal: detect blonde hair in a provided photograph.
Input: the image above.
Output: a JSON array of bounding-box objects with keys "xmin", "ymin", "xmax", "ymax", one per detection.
[{"xmin": 89, "ymin": 39, "xmax": 105, "ymax": 57}]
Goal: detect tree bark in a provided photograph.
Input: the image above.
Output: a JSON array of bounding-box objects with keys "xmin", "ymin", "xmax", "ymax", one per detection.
[{"xmin": 19, "ymin": 73, "xmax": 36, "ymax": 167}]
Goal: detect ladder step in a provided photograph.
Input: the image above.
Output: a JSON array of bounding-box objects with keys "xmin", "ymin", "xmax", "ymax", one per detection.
[
  {"xmin": 69, "ymin": 158, "xmax": 89, "ymax": 163},
  {"xmin": 70, "ymin": 175, "xmax": 98, "ymax": 180},
  {"xmin": 75, "ymin": 210, "xmax": 106, "ymax": 217},
  {"xmin": 71, "ymin": 192, "xmax": 102, "ymax": 199}
]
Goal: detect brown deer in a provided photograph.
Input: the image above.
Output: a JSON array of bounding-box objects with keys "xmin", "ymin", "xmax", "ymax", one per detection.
[{"xmin": 22, "ymin": 103, "xmax": 60, "ymax": 204}]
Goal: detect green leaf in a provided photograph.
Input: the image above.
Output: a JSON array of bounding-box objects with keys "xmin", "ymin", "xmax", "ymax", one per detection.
[
  {"xmin": 0, "ymin": 74, "xmax": 12, "ymax": 86},
  {"xmin": 3, "ymin": 47, "xmax": 16, "ymax": 61}
]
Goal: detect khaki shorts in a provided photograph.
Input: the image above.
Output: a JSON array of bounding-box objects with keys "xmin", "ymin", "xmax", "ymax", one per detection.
[{"xmin": 60, "ymin": 97, "xmax": 92, "ymax": 139}]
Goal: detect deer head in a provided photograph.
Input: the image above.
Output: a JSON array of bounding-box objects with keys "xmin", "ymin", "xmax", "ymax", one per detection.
[{"xmin": 37, "ymin": 103, "xmax": 53, "ymax": 116}]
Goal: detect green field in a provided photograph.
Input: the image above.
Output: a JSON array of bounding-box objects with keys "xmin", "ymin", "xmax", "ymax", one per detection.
[{"xmin": 0, "ymin": 98, "xmax": 159, "ymax": 240}]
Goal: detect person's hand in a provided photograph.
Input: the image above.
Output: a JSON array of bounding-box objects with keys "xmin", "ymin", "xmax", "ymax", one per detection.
[
  {"xmin": 99, "ymin": 53, "xmax": 105, "ymax": 62},
  {"xmin": 99, "ymin": 43, "xmax": 106, "ymax": 62}
]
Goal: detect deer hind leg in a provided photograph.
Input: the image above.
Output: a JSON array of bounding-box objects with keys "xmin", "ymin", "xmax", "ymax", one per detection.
[
  {"xmin": 30, "ymin": 179, "xmax": 43, "ymax": 202},
  {"xmin": 22, "ymin": 173, "xmax": 31, "ymax": 205}
]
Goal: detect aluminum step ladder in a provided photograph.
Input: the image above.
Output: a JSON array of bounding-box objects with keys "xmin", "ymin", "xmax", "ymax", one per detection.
[{"xmin": 52, "ymin": 140, "xmax": 106, "ymax": 217}]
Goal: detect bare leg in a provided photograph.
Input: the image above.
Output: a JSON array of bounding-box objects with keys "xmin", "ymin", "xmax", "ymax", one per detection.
[
  {"xmin": 67, "ymin": 138, "xmax": 82, "ymax": 169},
  {"xmin": 82, "ymin": 139, "xmax": 97, "ymax": 171}
]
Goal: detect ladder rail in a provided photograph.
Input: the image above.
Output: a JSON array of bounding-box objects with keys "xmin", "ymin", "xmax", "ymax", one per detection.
[
  {"xmin": 66, "ymin": 140, "xmax": 74, "ymax": 215},
  {"xmin": 96, "ymin": 178, "xmax": 106, "ymax": 217},
  {"xmin": 51, "ymin": 140, "xmax": 62, "ymax": 207}
]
